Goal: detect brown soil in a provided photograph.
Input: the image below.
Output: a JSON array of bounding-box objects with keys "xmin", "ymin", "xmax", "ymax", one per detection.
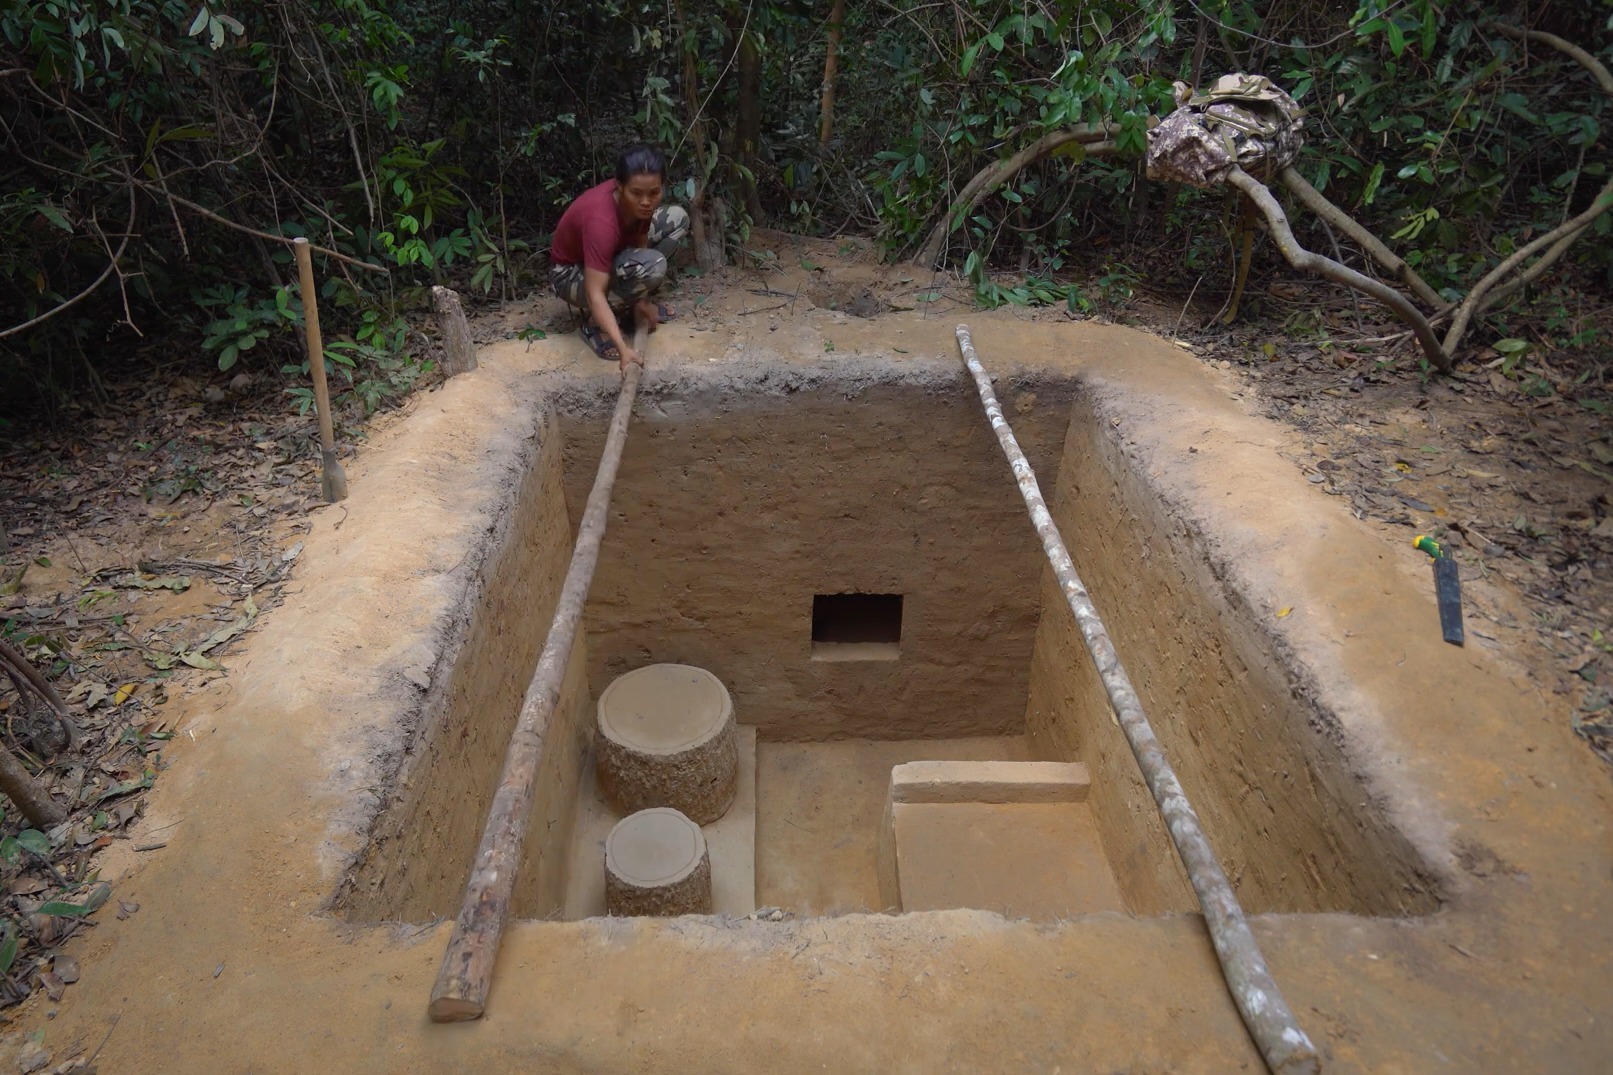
[{"xmin": 0, "ymin": 231, "xmax": 1608, "ymax": 1071}]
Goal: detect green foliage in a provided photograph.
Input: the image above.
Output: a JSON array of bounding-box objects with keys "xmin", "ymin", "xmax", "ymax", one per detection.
[
  {"xmin": 1274, "ymin": 1, "xmax": 1612, "ymax": 296},
  {"xmin": 856, "ymin": 0, "xmax": 1611, "ymax": 324},
  {"xmin": 196, "ymin": 285, "xmax": 299, "ymax": 372},
  {"xmin": 0, "ymin": 829, "xmax": 49, "ymax": 864},
  {"xmin": 1, "ymin": 0, "xmax": 1610, "ymax": 415},
  {"xmin": 280, "ymin": 308, "xmax": 429, "ymax": 416},
  {"xmin": 0, "ymin": 0, "xmax": 537, "ymax": 414}
]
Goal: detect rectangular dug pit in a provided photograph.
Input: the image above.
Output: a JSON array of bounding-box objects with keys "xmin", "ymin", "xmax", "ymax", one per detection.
[{"xmin": 337, "ymin": 365, "xmax": 1441, "ymax": 926}]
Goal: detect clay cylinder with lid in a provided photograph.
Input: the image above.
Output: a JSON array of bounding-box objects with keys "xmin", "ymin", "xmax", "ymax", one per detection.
[
  {"xmin": 604, "ymin": 807, "xmax": 713, "ymax": 916},
  {"xmin": 596, "ymin": 663, "xmax": 737, "ymax": 824}
]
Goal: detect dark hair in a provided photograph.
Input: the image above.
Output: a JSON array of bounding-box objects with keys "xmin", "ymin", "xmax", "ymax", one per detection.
[{"xmin": 615, "ymin": 143, "xmax": 667, "ymax": 185}]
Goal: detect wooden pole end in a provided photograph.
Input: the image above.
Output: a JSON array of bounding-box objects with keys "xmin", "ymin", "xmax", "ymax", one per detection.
[{"xmin": 427, "ymin": 993, "xmax": 485, "ymax": 1023}]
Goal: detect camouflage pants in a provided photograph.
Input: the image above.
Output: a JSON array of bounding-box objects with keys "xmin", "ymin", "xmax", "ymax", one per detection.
[{"xmin": 550, "ymin": 204, "xmax": 689, "ymax": 314}]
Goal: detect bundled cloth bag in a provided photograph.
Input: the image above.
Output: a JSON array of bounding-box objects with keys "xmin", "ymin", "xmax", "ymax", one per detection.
[{"xmin": 1146, "ymin": 73, "xmax": 1305, "ymax": 188}]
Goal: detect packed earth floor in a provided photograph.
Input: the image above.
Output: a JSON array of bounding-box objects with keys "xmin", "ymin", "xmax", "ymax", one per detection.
[{"xmin": 0, "ymin": 236, "xmax": 1610, "ymax": 1072}]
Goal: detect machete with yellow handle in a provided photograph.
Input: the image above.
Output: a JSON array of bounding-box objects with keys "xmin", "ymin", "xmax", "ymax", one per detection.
[{"xmin": 1415, "ymin": 535, "xmax": 1464, "ymax": 647}]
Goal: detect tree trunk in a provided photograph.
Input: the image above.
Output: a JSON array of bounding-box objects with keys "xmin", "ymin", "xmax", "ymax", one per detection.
[
  {"xmin": 1221, "ymin": 194, "xmax": 1257, "ymax": 324},
  {"xmin": 734, "ymin": 28, "xmax": 764, "ymax": 224},
  {"xmin": 675, "ymin": 0, "xmax": 724, "ymax": 270},
  {"xmin": 818, "ymin": 0, "xmax": 846, "ymax": 146}
]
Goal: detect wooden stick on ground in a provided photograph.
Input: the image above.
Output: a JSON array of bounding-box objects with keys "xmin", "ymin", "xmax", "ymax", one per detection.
[
  {"xmin": 955, "ymin": 325, "xmax": 1320, "ymax": 1075},
  {"xmin": 429, "ymin": 323, "xmax": 649, "ymax": 1022}
]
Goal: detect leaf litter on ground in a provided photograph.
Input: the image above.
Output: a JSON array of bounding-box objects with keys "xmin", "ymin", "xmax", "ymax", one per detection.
[{"xmin": 0, "ymin": 365, "xmax": 331, "ymax": 1011}]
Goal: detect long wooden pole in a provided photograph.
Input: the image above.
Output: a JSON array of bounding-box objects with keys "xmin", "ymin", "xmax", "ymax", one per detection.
[
  {"xmin": 429, "ymin": 326, "xmax": 648, "ymax": 1022},
  {"xmin": 955, "ymin": 326, "xmax": 1320, "ymax": 1075},
  {"xmin": 293, "ymin": 238, "xmax": 349, "ymax": 502}
]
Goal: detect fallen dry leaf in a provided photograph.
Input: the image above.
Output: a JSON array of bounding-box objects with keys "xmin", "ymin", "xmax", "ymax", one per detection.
[{"xmin": 17, "ymin": 1040, "xmax": 50, "ymax": 1074}]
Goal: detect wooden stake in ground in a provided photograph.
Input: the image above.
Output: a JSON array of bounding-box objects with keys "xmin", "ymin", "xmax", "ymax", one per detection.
[
  {"xmin": 429, "ymin": 324, "xmax": 649, "ymax": 1022},
  {"xmin": 956, "ymin": 324, "xmax": 1320, "ymax": 1075},
  {"xmin": 431, "ymin": 285, "xmax": 478, "ymax": 378},
  {"xmin": 292, "ymin": 238, "xmax": 349, "ymax": 503}
]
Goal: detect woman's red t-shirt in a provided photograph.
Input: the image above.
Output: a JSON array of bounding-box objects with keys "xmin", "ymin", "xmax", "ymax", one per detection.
[{"xmin": 550, "ymin": 180, "xmax": 650, "ymax": 272}]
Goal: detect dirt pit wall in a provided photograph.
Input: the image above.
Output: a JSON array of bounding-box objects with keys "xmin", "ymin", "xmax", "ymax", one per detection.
[
  {"xmin": 337, "ymin": 355, "xmax": 1442, "ymax": 927},
  {"xmin": 338, "ymin": 411, "xmax": 594, "ymax": 923},
  {"xmin": 556, "ymin": 364, "xmax": 1076, "ymax": 742},
  {"xmin": 1025, "ymin": 388, "xmax": 1444, "ymax": 917}
]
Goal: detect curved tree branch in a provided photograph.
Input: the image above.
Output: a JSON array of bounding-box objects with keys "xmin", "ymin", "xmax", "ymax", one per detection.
[
  {"xmin": 1226, "ymin": 166, "xmax": 1451, "ymax": 371},
  {"xmin": 1488, "ymin": 24, "xmax": 1613, "ymax": 96},
  {"xmin": 913, "ymin": 123, "xmax": 1123, "ymax": 269},
  {"xmin": 0, "ymin": 744, "xmax": 65, "ymax": 829},
  {"xmin": 0, "ymin": 638, "xmax": 78, "ymax": 753},
  {"xmin": 818, "ymin": 0, "xmax": 846, "ymax": 146},
  {"xmin": 0, "ymin": 187, "xmax": 136, "ymax": 341},
  {"xmin": 1468, "ymin": 218, "xmax": 1599, "ymax": 318},
  {"xmin": 1278, "ymin": 165, "xmax": 1444, "ymax": 309},
  {"xmin": 1441, "ymin": 24, "xmax": 1613, "ymax": 354},
  {"xmin": 1442, "ymin": 185, "xmax": 1613, "ymax": 354},
  {"xmin": 126, "ymin": 177, "xmax": 390, "ymax": 273}
]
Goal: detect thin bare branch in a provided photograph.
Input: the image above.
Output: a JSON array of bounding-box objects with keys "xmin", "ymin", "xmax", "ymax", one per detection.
[
  {"xmin": 1226, "ymin": 166, "xmax": 1451, "ymax": 371},
  {"xmin": 0, "ymin": 188, "xmax": 137, "ymax": 341},
  {"xmin": 1438, "ymin": 24, "xmax": 1613, "ymax": 353},
  {"xmin": 1278, "ymin": 166, "xmax": 1443, "ymax": 309},
  {"xmin": 127, "ymin": 178, "xmax": 389, "ymax": 272}
]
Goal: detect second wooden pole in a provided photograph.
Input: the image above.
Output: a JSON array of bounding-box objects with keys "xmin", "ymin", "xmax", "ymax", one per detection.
[{"xmin": 428, "ymin": 324, "xmax": 648, "ymax": 1022}]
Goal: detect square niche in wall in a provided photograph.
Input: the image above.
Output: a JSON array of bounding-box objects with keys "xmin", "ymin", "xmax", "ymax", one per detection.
[{"xmin": 811, "ymin": 593, "xmax": 902, "ymax": 662}]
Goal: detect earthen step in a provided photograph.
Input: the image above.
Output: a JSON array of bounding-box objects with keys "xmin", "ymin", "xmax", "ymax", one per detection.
[{"xmin": 888, "ymin": 759, "xmax": 1090, "ymax": 805}]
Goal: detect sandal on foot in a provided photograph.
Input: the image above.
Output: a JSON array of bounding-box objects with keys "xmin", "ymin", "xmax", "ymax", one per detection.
[
  {"xmin": 655, "ymin": 302, "xmax": 676, "ymax": 323},
  {"xmin": 579, "ymin": 320, "xmax": 620, "ymax": 362}
]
